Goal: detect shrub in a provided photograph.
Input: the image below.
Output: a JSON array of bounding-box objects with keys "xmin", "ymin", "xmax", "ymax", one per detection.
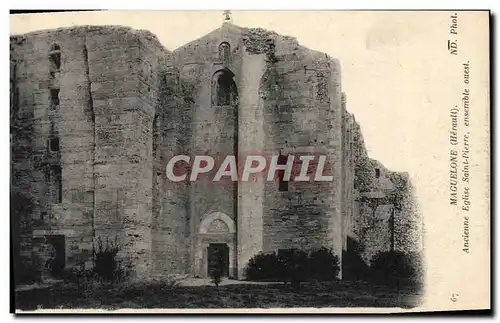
[
  {"xmin": 93, "ymin": 238, "xmax": 128, "ymax": 282},
  {"xmin": 245, "ymin": 247, "xmax": 341, "ymax": 286},
  {"xmin": 342, "ymin": 238, "xmax": 369, "ymax": 281},
  {"xmin": 308, "ymin": 247, "xmax": 340, "ymax": 281},
  {"xmin": 369, "ymin": 251, "xmax": 423, "ymax": 289},
  {"xmin": 210, "ymin": 267, "xmax": 223, "ymax": 288},
  {"xmin": 245, "ymin": 251, "xmax": 280, "ymax": 281},
  {"xmin": 277, "ymin": 249, "xmax": 308, "ymax": 288},
  {"xmin": 342, "ymin": 249, "xmax": 370, "ymax": 281},
  {"xmin": 61, "ymin": 261, "xmax": 89, "ymax": 288}
]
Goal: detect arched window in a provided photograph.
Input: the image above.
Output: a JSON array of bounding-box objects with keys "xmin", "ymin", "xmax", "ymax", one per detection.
[
  {"xmin": 212, "ymin": 70, "xmax": 238, "ymax": 106},
  {"xmin": 49, "ymin": 44, "xmax": 61, "ymax": 73},
  {"xmin": 218, "ymin": 42, "xmax": 231, "ymax": 65}
]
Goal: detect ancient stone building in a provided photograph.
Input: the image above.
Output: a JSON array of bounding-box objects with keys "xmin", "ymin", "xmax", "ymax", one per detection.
[{"xmin": 10, "ymin": 20, "xmax": 421, "ymax": 282}]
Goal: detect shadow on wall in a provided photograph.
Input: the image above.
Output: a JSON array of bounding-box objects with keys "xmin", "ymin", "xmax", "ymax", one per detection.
[{"xmin": 11, "ymin": 191, "xmax": 37, "ymax": 285}]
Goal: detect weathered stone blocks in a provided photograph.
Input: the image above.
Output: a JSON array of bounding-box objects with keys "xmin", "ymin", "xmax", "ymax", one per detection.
[{"xmin": 11, "ymin": 23, "xmax": 421, "ymax": 282}]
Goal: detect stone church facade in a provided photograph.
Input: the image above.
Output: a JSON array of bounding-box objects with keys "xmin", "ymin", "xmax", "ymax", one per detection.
[{"xmin": 10, "ymin": 21, "xmax": 421, "ymax": 281}]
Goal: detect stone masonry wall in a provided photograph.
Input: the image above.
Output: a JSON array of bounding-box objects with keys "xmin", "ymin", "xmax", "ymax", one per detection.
[
  {"xmin": 173, "ymin": 24, "xmax": 345, "ymax": 279},
  {"xmin": 12, "ymin": 22, "xmax": 420, "ymax": 282},
  {"xmin": 11, "ymin": 30, "xmax": 97, "ymax": 274},
  {"xmin": 84, "ymin": 27, "xmax": 160, "ymax": 278},
  {"xmin": 173, "ymin": 23, "xmax": 245, "ymax": 277},
  {"xmin": 152, "ymin": 53, "xmax": 193, "ymax": 277},
  {"xmin": 341, "ymin": 98, "xmax": 357, "ymax": 251},
  {"xmin": 258, "ymin": 37, "xmax": 344, "ymax": 274},
  {"xmin": 11, "ymin": 37, "xmax": 37, "ymax": 272},
  {"xmin": 10, "ymin": 26, "xmax": 171, "ymax": 279},
  {"xmin": 346, "ymin": 117, "xmax": 422, "ymax": 263}
]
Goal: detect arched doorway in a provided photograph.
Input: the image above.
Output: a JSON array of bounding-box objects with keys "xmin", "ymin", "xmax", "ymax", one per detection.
[{"xmin": 196, "ymin": 212, "xmax": 237, "ymax": 278}]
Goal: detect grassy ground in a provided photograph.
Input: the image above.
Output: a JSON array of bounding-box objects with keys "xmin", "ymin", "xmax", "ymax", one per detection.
[{"xmin": 15, "ymin": 279, "xmax": 422, "ymax": 311}]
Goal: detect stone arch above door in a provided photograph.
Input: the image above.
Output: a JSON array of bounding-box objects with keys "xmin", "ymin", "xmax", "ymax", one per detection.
[
  {"xmin": 199, "ymin": 212, "xmax": 236, "ymax": 234},
  {"xmin": 196, "ymin": 212, "xmax": 237, "ymax": 278}
]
